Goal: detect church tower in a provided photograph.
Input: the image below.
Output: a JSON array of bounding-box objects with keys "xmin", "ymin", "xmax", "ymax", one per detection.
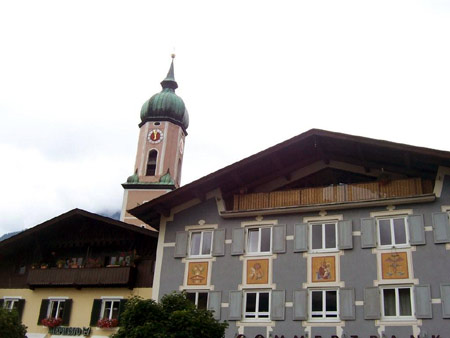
[{"xmin": 121, "ymin": 56, "xmax": 189, "ymax": 227}]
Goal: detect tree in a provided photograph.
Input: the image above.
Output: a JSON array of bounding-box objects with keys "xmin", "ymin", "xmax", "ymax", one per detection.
[
  {"xmin": 112, "ymin": 292, "xmax": 228, "ymax": 338},
  {"xmin": 0, "ymin": 307, "xmax": 27, "ymax": 338}
]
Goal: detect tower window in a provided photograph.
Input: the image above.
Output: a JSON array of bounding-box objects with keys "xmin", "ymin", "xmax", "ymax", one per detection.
[{"xmin": 146, "ymin": 150, "xmax": 158, "ymax": 176}]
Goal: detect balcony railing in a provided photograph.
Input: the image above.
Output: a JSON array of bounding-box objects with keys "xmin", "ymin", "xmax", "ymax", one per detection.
[
  {"xmin": 233, "ymin": 178, "xmax": 432, "ymax": 211},
  {"xmin": 27, "ymin": 266, "xmax": 135, "ymax": 288}
]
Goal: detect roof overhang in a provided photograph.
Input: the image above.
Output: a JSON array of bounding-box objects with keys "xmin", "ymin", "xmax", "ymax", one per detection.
[{"xmin": 129, "ymin": 129, "xmax": 450, "ymax": 227}]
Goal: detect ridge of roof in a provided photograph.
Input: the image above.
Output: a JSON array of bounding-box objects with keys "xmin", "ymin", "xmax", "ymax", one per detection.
[{"xmin": 0, "ymin": 208, "xmax": 157, "ymax": 249}]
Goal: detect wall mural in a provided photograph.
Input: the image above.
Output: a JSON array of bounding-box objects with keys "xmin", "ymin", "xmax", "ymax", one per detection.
[
  {"xmin": 381, "ymin": 252, "xmax": 409, "ymax": 279},
  {"xmin": 312, "ymin": 256, "xmax": 336, "ymax": 282},
  {"xmin": 246, "ymin": 259, "xmax": 269, "ymax": 284},
  {"xmin": 187, "ymin": 261, "xmax": 209, "ymax": 285}
]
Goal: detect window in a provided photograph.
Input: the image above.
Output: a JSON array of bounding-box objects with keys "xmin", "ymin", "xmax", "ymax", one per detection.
[
  {"xmin": 381, "ymin": 286, "xmax": 414, "ymax": 319},
  {"xmin": 47, "ymin": 299, "xmax": 66, "ymax": 319},
  {"xmin": 377, "ymin": 217, "xmax": 409, "ymax": 248},
  {"xmin": 146, "ymin": 150, "xmax": 157, "ymax": 176},
  {"xmin": 3, "ymin": 298, "xmax": 19, "ymax": 311},
  {"xmin": 310, "ymin": 222, "xmax": 337, "ymax": 251},
  {"xmin": 38, "ymin": 298, "xmax": 71, "ymax": 326},
  {"xmin": 90, "ymin": 298, "xmax": 126, "ymax": 327},
  {"xmin": 309, "ymin": 289, "xmax": 339, "ymax": 321},
  {"xmin": 189, "ymin": 230, "xmax": 213, "ymax": 257},
  {"xmin": 186, "ymin": 292, "xmax": 208, "ymax": 310},
  {"xmin": 246, "ymin": 227, "xmax": 271, "ymax": 254},
  {"xmin": 101, "ymin": 299, "xmax": 120, "ymax": 320},
  {"xmin": 244, "ymin": 291, "xmax": 270, "ymax": 320}
]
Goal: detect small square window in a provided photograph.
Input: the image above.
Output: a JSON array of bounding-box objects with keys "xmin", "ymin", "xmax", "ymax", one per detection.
[
  {"xmin": 3, "ymin": 298, "xmax": 19, "ymax": 312},
  {"xmin": 309, "ymin": 289, "xmax": 339, "ymax": 321},
  {"xmin": 246, "ymin": 227, "xmax": 272, "ymax": 254},
  {"xmin": 244, "ymin": 291, "xmax": 270, "ymax": 321},
  {"xmin": 189, "ymin": 230, "xmax": 213, "ymax": 257},
  {"xmin": 381, "ymin": 286, "xmax": 414, "ymax": 319},
  {"xmin": 377, "ymin": 217, "xmax": 409, "ymax": 248},
  {"xmin": 46, "ymin": 299, "xmax": 66, "ymax": 319},
  {"xmin": 101, "ymin": 299, "xmax": 121, "ymax": 320},
  {"xmin": 186, "ymin": 292, "xmax": 208, "ymax": 310},
  {"xmin": 310, "ymin": 222, "xmax": 337, "ymax": 252}
]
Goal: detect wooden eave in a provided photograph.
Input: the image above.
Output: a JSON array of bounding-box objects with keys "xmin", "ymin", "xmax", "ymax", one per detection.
[
  {"xmin": 0, "ymin": 208, "xmax": 157, "ymax": 254},
  {"xmin": 129, "ymin": 129, "xmax": 450, "ymax": 227}
]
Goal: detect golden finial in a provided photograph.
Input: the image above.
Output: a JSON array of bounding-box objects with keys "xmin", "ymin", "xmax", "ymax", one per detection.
[{"xmin": 171, "ymin": 53, "xmax": 176, "ymax": 59}]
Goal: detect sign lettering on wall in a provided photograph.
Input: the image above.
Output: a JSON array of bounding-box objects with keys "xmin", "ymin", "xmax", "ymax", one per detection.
[{"xmin": 48, "ymin": 326, "xmax": 91, "ymax": 336}]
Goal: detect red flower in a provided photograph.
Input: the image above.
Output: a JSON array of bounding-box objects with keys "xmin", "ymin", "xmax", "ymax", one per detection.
[
  {"xmin": 41, "ymin": 317, "xmax": 62, "ymax": 328},
  {"xmin": 97, "ymin": 318, "xmax": 119, "ymax": 328}
]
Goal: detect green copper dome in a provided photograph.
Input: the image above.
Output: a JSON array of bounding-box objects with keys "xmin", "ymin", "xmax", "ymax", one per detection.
[{"xmin": 140, "ymin": 59, "xmax": 189, "ymax": 133}]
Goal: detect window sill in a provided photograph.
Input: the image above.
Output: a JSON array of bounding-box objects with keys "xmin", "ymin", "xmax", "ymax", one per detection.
[
  {"xmin": 244, "ymin": 252, "xmax": 272, "ymax": 257},
  {"xmin": 377, "ymin": 318, "xmax": 419, "ymax": 326},
  {"xmin": 377, "ymin": 245, "xmax": 411, "ymax": 250}
]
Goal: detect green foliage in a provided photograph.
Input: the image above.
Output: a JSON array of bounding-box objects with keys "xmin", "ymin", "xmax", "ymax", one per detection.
[
  {"xmin": 0, "ymin": 307, "xmax": 27, "ymax": 338},
  {"xmin": 112, "ymin": 292, "xmax": 228, "ymax": 338}
]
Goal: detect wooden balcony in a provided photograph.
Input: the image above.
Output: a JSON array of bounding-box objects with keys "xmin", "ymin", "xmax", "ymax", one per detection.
[
  {"xmin": 233, "ymin": 178, "xmax": 433, "ymax": 211},
  {"xmin": 27, "ymin": 266, "xmax": 135, "ymax": 288}
]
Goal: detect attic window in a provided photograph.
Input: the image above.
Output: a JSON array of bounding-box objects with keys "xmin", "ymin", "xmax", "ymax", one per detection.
[{"xmin": 146, "ymin": 150, "xmax": 158, "ymax": 176}]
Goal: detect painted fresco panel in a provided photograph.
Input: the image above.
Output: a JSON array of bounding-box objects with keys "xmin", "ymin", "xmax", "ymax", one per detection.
[
  {"xmin": 246, "ymin": 258, "xmax": 269, "ymax": 284},
  {"xmin": 381, "ymin": 252, "xmax": 409, "ymax": 279},
  {"xmin": 312, "ymin": 256, "xmax": 336, "ymax": 282},
  {"xmin": 187, "ymin": 261, "xmax": 208, "ymax": 285}
]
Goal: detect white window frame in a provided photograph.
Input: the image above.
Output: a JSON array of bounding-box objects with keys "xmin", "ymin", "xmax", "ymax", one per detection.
[
  {"xmin": 3, "ymin": 298, "xmax": 20, "ymax": 311},
  {"xmin": 100, "ymin": 299, "xmax": 121, "ymax": 320},
  {"xmin": 243, "ymin": 290, "xmax": 271, "ymax": 322},
  {"xmin": 189, "ymin": 230, "xmax": 213, "ymax": 257},
  {"xmin": 309, "ymin": 221, "xmax": 338, "ymax": 253},
  {"xmin": 380, "ymin": 285, "xmax": 415, "ymax": 320},
  {"xmin": 245, "ymin": 226, "xmax": 272, "ymax": 255},
  {"xmin": 308, "ymin": 289, "xmax": 339, "ymax": 322},
  {"xmin": 47, "ymin": 299, "xmax": 66, "ymax": 319},
  {"xmin": 377, "ymin": 216, "xmax": 410, "ymax": 249},
  {"xmin": 186, "ymin": 291, "xmax": 209, "ymax": 310}
]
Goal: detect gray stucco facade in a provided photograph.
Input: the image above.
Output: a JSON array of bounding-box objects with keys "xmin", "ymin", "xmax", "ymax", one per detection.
[{"xmin": 154, "ymin": 175, "xmax": 450, "ymax": 338}]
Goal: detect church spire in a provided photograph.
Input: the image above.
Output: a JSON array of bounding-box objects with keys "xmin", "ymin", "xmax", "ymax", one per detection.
[{"xmin": 160, "ymin": 54, "xmax": 178, "ymax": 90}]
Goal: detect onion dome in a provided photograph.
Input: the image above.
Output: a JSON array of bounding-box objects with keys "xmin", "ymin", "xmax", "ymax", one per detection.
[{"xmin": 140, "ymin": 56, "xmax": 189, "ymax": 133}]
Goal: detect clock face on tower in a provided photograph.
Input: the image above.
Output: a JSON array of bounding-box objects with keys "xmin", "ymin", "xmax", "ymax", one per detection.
[{"xmin": 148, "ymin": 129, "xmax": 163, "ymax": 144}]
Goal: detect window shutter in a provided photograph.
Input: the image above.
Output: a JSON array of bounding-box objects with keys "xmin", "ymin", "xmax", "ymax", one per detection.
[
  {"xmin": 408, "ymin": 214, "xmax": 426, "ymax": 245},
  {"xmin": 90, "ymin": 299, "xmax": 102, "ymax": 326},
  {"xmin": 118, "ymin": 299, "xmax": 128, "ymax": 325},
  {"xmin": 364, "ymin": 287, "xmax": 380, "ymax": 319},
  {"xmin": 208, "ymin": 291, "xmax": 222, "ymax": 320},
  {"xmin": 293, "ymin": 290, "xmax": 307, "ymax": 320},
  {"xmin": 62, "ymin": 299, "xmax": 72, "ymax": 325},
  {"xmin": 271, "ymin": 290, "xmax": 285, "ymax": 320},
  {"xmin": 294, "ymin": 224, "xmax": 308, "ymax": 252},
  {"xmin": 174, "ymin": 231, "xmax": 188, "ymax": 258},
  {"xmin": 228, "ymin": 291, "xmax": 242, "ymax": 320},
  {"xmin": 440, "ymin": 283, "xmax": 450, "ymax": 318},
  {"xmin": 231, "ymin": 228, "xmax": 245, "ymax": 255},
  {"xmin": 212, "ymin": 229, "xmax": 225, "ymax": 256},
  {"xmin": 37, "ymin": 299, "xmax": 49, "ymax": 325},
  {"xmin": 361, "ymin": 218, "xmax": 377, "ymax": 248},
  {"xmin": 17, "ymin": 299, "xmax": 25, "ymax": 321},
  {"xmin": 340, "ymin": 288, "xmax": 355, "ymax": 320},
  {"xmin": 432, "ymin": 212, "xmax": 450, "ymax": 243},
  {"xmin": 272, "ymin": 225, "xmax": 286, "ymax": 254},
  {"xmin": 414, "ymin": 285, "xmax": 432, "ymax": 319},
  {"xmin": 338, "ymin": 220, "xmax": 353, "ymax": 250}
]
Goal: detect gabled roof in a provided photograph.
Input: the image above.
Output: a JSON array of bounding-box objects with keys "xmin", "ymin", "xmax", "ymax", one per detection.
[
  {"xmin": 130, "ymin": 129, "xmax": 450, "ymax": 227},
  {"xmin": 0, "ymin": 208, "xmax": 157, "ymax": 252}
]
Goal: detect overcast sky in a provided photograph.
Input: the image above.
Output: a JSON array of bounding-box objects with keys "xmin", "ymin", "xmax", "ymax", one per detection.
[{"xmin": 1, "ymin": 0, "xmax": 449, "ymax": 236}]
